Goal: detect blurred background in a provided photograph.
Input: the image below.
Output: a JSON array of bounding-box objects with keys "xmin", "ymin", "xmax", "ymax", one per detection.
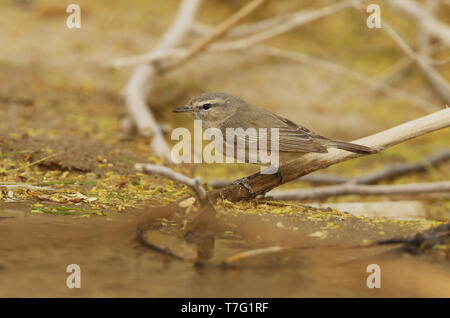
[{"xmin": 0, "ymin": 0, "xmax": 449, "ymax": 297}]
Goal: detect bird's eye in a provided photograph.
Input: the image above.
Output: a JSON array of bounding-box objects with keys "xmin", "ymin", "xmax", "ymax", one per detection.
[{"xmin": 202, "ymin": 103, "xmax": 212, "ymax": 110}]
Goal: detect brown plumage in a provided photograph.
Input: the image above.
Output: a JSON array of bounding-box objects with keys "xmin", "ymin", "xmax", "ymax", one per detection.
[{"xmin": 173, "ymin": 92, "xmax": 375, "ymax": 165}]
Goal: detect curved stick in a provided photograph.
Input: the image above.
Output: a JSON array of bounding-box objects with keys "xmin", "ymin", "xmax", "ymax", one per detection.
[{"xmin": 208, "ymin": 108, "xmax": 450, "ymax": 202}]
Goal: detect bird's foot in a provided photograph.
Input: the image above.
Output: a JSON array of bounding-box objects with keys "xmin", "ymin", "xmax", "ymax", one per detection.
[{"xmin": 232, "ymin": 177, "xmax": 256, "ymax": 199}]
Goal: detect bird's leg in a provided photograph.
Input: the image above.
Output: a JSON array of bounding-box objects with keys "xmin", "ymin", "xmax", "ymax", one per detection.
[
  {"xmin": 277, "ymin": 170, "xmax": 283, "ymax": 184},
  {"xmin": 261, "ymin": 165, "xmax": 283, "ymax": 184},
  {"xmin": 231, "ymin": 166, "xmax": 284, "ymax": 199}
]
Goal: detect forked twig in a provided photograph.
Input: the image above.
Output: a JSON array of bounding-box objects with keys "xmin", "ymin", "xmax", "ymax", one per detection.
[
  {"xmin": 159, "ymin": 0, "xmax": 268, "ymax": 72},
  {"xmin": 135, "ymin": 163, "xmax": 206, "ymax": 201},
  {"xmin": 123, "ymin": 0, "xmax": 202, "ymax": 160}
]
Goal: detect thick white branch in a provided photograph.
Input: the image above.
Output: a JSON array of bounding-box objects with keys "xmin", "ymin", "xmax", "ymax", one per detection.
[
  {"xmin": 123, "ymin": 0, "xmax": 202, "ymax": 160},
  {"xmin": 210, "ymin": 108, "xmax": 450, "ymax": 202}
]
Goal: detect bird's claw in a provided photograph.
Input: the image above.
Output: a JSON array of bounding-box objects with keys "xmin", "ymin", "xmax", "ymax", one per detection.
[{"xmin": 232, "ymin": 177, "xmax": 256, "ymax": 199}]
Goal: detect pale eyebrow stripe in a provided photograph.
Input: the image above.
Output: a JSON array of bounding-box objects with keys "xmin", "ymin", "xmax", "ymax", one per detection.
[
  {"xmin": 196, "ymin": 99, "xmax": 225, "ymax": 106},
  {"xmin": 203, "ymin": 99, "xmax": 219, "ymax": 105}
]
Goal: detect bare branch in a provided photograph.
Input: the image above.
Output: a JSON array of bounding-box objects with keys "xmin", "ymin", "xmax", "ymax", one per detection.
[
  {"xmin": 135, "ymin": 163, "xmax": 206, "ymax": 201},
  {"xmin": 417, "ymin": 0, "xmax": 439, "ymax": 51},
  {"xmin": 258, "ymin": 46, "xmax": 440, "ymax": 112},
  {"xmin": 115, "ymin": 46, "xmax": 439, "ymax": 113},
  {"xmin": 372, "ymin": 42, "xmax": 450, "ymax": 94},
  {"xmin": 159, "ymin": 0, "xmax": 268, "ymax": 72},
  {"xmin": 267, "ymin": 181, "xmax": 450, "ymax": 200},
  {"xmin": 210, "ymin": 148, "xmax": 450, "ymax": 187},
  {"xmin": 306, "ymin": 201, "xmax": 427, "ymax": 220},
  {"xmin": 210, "ymin": 0, "xmax": 354, "ymax": 51},
  {"xmin": 210, "ymin": 147, "xmax": 450, "ymax": 188},
  {"xmin": 208, "ymin": 108, "xmax": 450, "ymax": 202},
  {"xmin": 123, "ymin": 0, "xmax": 202, "ymax": 160},
  {"xmin": 372, "ymin": 57, "xmax": 415, "ymax": 92},
  {"xmin": 112, "ymin": 2, "xmax": 440, "ymax": 111},
  {"xmin": 119, "ymin": 0, "xmax": 268, "ymax": 161},
  {"xmin": 110, "ymin": 49, "xmax": 184, "ymax": 69},
  {"xmin": 193, "ymin": 1, "xmax": 351, "ymax": 40},
  {"xmin": 134, "ymin": 162, "xmax": 218, "ymax": 261},
  {"xmin": 302, "ymin": 148, "xmax": 450, "ymax": 185},
  {"xmin": 382, "ymin": 21, "xmax": 450, "ymax": 104},
  {"xmin": 386, "ymin": 0, "xmax": 450, "ymax": 47},
  {"xmin": 111, "ymin": 0, "xmax": 353, "ymax": 68}
]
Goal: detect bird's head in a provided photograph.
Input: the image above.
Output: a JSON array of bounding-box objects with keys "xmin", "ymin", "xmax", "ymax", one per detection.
[{"xmin": 173, "ymin": 92, "xmax": 242, "ymax": 124}]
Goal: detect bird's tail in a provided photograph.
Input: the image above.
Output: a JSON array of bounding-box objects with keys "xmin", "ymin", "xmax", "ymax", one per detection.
[{"xmin": 331, "ymin": 140, "xmax": 376, "ymax": 154}]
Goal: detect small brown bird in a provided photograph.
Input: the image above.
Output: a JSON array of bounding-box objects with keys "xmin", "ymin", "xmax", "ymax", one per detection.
[{"xmin": 173, "ymin": 92, "xmax": 374, "ymax": 165}]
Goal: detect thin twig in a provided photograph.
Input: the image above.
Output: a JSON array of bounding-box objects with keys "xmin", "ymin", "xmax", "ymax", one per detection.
[
  {"xmin": 302, "ymin": 148, "xmax": 450, "ymax": 185},
  {"xmin": 210, "ymin": 0, "xmax": 353, "ymax": 52},
  {"xmin": 135, "ymin": 163, "xmax": 218, "ymax": 261},
  {"xmin": 191, "ymin": 2, "xmax": 346, "ymax": 40},
  {"xmin": 258, "ymin": 46, "xmax": 440, "ymax": 112},
  {"xmin": 386, "ymin": 0, "xmax": 450, "ymax": 47},
  {"xmin": 417, "ymin": 0, "xmax": 439, "ymax": 52},
  {"xmin": 115, "ymin": 43, "xmax": 439, "ymax": 113},
  {"xmin": 135, "ymin": 163, "xmax": 206, "ymax": 201},
  {"xmin": 382, "ymin": 21, "xmax": 450, "ymax": 104},
  {"xmin": 159, "ymin": 0, "xmax": 268, "ymax": 72},
  {"xmin": 112, "ymin": 2, "xmax": 439, "ymax": 111},
  {"xmin": 266, "ymin": 181, "xmax": 450, "ymax": 200},
  {"xmin": 112, "ymin": 0, "xmax": 353, "ymax": 68},
  {"xmin": 5, "ymin": 151, "xmax": 63, "ymax": 174},
  {"xmin": 371, "ymin": 57, "xmax": 415, "ymax": 92}
]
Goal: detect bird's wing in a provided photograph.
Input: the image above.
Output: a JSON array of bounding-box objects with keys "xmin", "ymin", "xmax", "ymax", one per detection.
[
  {"xmin": 272, "ymin": 113, "xmax": 328, "ymax": 153},
  {"xmin": 276, "ymin": 126, "xmax": 328, "ymax": 153},
  {"xmin": 227, "ymin": 126, "xmax": 328, "ymax": 153},
  {"xmin": 220, "ymin": 106, "xmax": 328, "ymax": 153}
]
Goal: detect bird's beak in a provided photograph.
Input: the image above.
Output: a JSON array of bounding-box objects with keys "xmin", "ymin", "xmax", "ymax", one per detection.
[{"xmin": 173, "ymin": 105, "xmax": 192, "ymax": 113}]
